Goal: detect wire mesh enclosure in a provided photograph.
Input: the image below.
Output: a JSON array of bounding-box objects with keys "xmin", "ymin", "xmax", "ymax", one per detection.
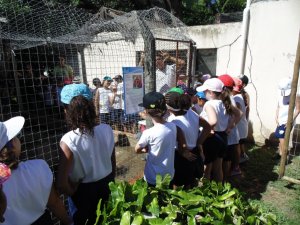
[{"xmin": 0, "ymin": 0, "xmax": 193, "ymax": 184}]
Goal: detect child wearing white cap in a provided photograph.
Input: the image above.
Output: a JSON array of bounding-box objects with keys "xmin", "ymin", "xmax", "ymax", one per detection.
[
  {"xmin": 197, "ymin": 78, "xmax": 242, "ymax": 182},
  {"xmin": 0, "ymin": 116, "xmax": 72, "ymax": 225},
  {"xmin": 275, "ymin": 77, "xmax": 300, "ymax": 158},
  {"xmin": 57, "ymin": 83, "xmax": 116, "ymax": 225}
]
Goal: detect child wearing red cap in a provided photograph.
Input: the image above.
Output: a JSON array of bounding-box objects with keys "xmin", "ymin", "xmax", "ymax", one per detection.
[
  {"xmin": 198, "ymin": 77, "xmax": 242, "ymax": 182},
  {"xmin": 218, "ymin": 74, "xmax": 243, "ymax": 178}
]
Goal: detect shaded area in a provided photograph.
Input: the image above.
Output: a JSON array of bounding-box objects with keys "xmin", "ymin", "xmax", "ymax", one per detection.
[{"xmin": 228, "ymin": 143, "xmax": 300, "ymax": 224}]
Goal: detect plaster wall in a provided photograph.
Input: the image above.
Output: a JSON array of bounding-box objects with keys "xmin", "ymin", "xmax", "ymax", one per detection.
[{"xmin": 187, "ymin": 0, "xmax": 300, "ymax": 143}]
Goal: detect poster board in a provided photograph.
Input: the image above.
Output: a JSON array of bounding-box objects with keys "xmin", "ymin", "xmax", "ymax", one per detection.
[{"xmin": 123, "ymin": 67, "xmax": 144, "ymax": 114}]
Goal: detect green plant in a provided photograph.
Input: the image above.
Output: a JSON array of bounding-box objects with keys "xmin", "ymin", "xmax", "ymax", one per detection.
[{"xmin": 94, "ymin": 175, "xmax": 277, "ymax": 224}]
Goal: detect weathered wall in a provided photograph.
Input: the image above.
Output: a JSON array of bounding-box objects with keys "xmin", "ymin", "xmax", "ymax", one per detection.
[{"xmin": 187, "ymin": 0, "xmax": 300, "ymax": 143}]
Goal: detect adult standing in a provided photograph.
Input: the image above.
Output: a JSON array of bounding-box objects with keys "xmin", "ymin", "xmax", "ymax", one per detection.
[
  {"xmin": 53, "ymin": 56, "xmax": 74, "ymax": 85},
  {"xmin": 139, "ymin": 51, "xmax": 185, "ymax": 95}
]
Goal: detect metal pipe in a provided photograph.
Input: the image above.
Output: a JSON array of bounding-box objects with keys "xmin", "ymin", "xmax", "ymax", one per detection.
[{"xmin": 239, "ymin": 0, "xmax": 251, "ymax": 76}]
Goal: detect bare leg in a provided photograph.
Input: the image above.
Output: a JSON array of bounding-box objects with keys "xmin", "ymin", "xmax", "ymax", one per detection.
[
  {"xmin": 204, "ymin": 163, "xmax": 212, "ymax": 180},
  {"xmin": 212, "ymin": 158, "xmax": 223, "ymax": 182}
]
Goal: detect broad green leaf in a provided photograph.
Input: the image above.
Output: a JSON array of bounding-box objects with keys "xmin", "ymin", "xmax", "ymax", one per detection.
[
  {"xmin": 120, "ymin": 211, "xmax": 131, "ymax": 225},
  {"xmin": 131, "ymin": 215, "xmax": 143, "ymax": 225},
  {"xmin": 186, "ymin": 206, "xmax": 204, "ymax": 217},
  {"xmin": 217, "ymin": 190, "xmax": 236, "ymax": 201},
  {"xmin": 155, "ymin": 174, "xmax": 171, "ymax": 189},
  {"xmin": 246, "ymin": 215, "xmax": 256, "ymax": 224},
  {"xmin": 109, "ymin": 181, "xmax": 125, "ymax": 206},
  {"xmin": 133, "ymin": 182, "xmax": 148, "ymax": 211},
  {"xmin": 187, "ymin": 215, "xmax": 196, "ymax": 225},
  {"xmin": 148, "ymin": 218, "xmax": 164, "ymax": 225},
  {"xmin": 146, "ymin": 197, "xmax": 160, "ymax": 217},
  {"xmin": 211, "ymin": 208, "xmax": 223, "ymax": 220},
  {"xmin": 160, "ymin": 202, "xmax": 179, "ymax": 219}
]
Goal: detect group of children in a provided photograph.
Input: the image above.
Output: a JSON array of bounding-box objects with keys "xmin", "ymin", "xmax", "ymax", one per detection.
[
  {"xmin": 0, "ymin": 83, "xmax": 116, "ymax": 224},
  {"xmin": 0, "ymin": 74, "xmax": 251, "ymax": 224},
  {"xmin": 135, "ymin": 74, "xmax": 250, "ymax": 188},
  {"xmin": 93, "ymin": 75, "xmax": 139, "ymax": 134}
]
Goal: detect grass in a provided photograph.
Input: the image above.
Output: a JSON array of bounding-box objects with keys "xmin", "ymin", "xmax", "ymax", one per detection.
[{"xmin": 229, "ymin": 143, "xmax": 300, "ymax": 224}]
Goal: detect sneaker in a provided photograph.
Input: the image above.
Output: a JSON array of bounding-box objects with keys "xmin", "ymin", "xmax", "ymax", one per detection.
[
  {"xmin": 230, "ymin": 167, "xmax": 242, "ymax": 176},
  {"xmin": 239, "ymin": 153, "xmax": 249, "ymax": 164}
]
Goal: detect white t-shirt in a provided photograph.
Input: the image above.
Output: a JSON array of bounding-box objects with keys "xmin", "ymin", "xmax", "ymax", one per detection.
[
  {"xmin": 138, "ymin": 122, "xmax": 177, "ymax": 185},
  {"xmin": 117, "ymin": 82, "xmax": 124, "ymax": 110},
  {"xmin": 277, "ymin": 95, "xmax": 290, "ymax": 125},
  {"xmin": 109, "ymin": 93, "xmax": 122, "ymax": 110},
  {"xmin": 169, "ymin": 109, "xmax": 200, "ymax": 149},
  {"xmin": 3, "ymin": 160, "xmax": 52, "ymax": 225},
  {"xmin": 156, "ymin": 64, "xmax": 176, "ymax": 94},
  {"xmin": 227, "ymin": 96, "xmax": 240, "ymax": 145},
  {"xmin": 200, "ymin": 99, "xmax": 229, "ymax": 132},
  {"xmin": 61, "ymin": 124, "xmax": 114, "ymax": 183},
  {"xmin": 97, "ymin": 87, "xmax": 112, "ymax": 113},
  {"xmin": 233, "ymin": 94, "xmax": 248, "ymax": 139}
]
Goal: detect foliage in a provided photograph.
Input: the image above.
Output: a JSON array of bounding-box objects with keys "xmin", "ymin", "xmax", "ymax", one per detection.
[
  {"xmin": 0, "ymin": 0, "xmax": 247, "ymax": 25},
  {"xmin": 0, "ymin": 0, "xmax": 31, "ymax": 15},
  {"xmin": 182, "ymin": 0, "xmax": 246, "ymax": 25},
  {"xmin": 95, "ymin": 174, "xmax": 277, "ymax": 224}
]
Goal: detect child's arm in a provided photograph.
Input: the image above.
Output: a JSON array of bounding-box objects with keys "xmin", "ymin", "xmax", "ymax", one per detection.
[
  {"xmin": 56, "ymin": 142, "xmax": 78, "ymax": 196},
  {"xmin": 94, "ymin": 89, "xmax": 100, "ymax": 116},
  {"xmin": 226, "ymin": 105, "xmax": 242, "ymax": 134},
  {"xmin": 176, "ymin": 126, "xmax": 197, "ymax": 161},
  {"xmin": 197, "ymin": 117, "xmax": 212, "ymax": 145},
  {"xmin": 135, "ymin": 144, "xmax": 148, "ymax": 153},
  {"xmin": 135, "ymin": 131, "xmax": 149, "ymax": 153},
  {"xmin": 47, "ymin": 185, "xmax": 73, "ymax": 225}
]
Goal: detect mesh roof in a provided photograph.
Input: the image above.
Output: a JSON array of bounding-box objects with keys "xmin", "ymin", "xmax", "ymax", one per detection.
[{"xmin": 0, "ymin": 0, "xmax": 191, "ymax": 50}]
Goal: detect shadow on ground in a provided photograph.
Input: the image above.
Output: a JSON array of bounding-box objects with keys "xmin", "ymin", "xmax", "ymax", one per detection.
[{"xmin": 228, "ymin": 143, "xmax": 280, "ymax": 199}]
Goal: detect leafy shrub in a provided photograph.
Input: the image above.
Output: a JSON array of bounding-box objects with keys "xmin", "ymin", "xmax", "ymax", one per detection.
[{"xmin": 95, "ymin": 175, "xmax": 277, "ymax": 224}]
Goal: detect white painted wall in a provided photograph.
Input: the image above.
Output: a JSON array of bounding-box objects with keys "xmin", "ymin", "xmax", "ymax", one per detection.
[{"xmin": 186, "ymin": 0, "xmax": 300, "ymax": 143}]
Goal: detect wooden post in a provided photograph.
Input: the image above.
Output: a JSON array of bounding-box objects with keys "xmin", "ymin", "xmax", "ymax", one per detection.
[{"xmin": 278, "ymin": 31, "xmax": 300, "ymax": 178}]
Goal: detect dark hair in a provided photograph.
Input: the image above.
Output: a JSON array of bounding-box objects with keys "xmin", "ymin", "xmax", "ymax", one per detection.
[
  {"xmin": 64, "ymin": 95, "xmax": 97, "ymax": 135},
  {"xmin": 216, "ymin": 88, "xmax": 234, "ymax": 115},
  {"xmin": 165, "ymin": 92, "xmax": 191, "ymax": 116},
  {"xmin": 240, "ymin": 75, "xmax": 249, "ymax": 86},
  {"xmin": 147, "ymin": 108, "xmax": 167, "ymax": 118},
  {"xmin": 0, "ymin": 142, "xmax": 19, "ymax": 170}
]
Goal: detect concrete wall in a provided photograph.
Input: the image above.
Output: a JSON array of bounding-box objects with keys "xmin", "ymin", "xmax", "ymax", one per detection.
[{"xmin": 187, "ymin": 0, "xmax": 300, "ymax": 143}]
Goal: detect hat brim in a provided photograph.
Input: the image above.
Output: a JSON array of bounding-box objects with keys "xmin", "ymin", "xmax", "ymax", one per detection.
[
  {"xmin": 196, "ymin": 85, "xmax": 207, "ymax": 92},
  {"xmin": 2, "ymin": 116, "xmax": 25, "ymax": 148},
  {"xmin": 138, "ymin": 103, "xmax": 144, "ymax": 107}
]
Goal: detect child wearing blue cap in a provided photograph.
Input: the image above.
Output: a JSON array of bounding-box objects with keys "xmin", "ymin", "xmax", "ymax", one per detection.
[
  {"xmin": 192, "ymin": 91, "xmax": 207, "ymax": 115},
  {"xmin": 57, "ymin": 83, "xmax": 116, "ymax": 225}
]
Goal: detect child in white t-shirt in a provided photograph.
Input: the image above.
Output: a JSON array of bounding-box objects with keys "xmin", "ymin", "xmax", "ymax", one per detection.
[
  {"xmin": 135, "ymin": 92, "xmax": 177, "ymax": 186},
  {"xmin": 58, "ymin": 83, "xmax": 116, "ymax": 225}
]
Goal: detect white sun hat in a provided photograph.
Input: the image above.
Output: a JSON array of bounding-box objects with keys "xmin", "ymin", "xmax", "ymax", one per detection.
[
  {"xmin": 0, "ymin": 116, "xmax": 25, "ymax": 150},
  {"xmin": 278, "ymin": 77, "xmax": 292, "ymax": 97},
  {"xmin": 196, "ymin": 78, "xmax": 224, "ymax": 93}
]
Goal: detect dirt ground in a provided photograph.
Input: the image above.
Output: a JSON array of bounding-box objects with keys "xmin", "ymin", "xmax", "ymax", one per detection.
[{"xmin": 114, "ymin": 131, "xmax": 145, "ymax": 183}]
